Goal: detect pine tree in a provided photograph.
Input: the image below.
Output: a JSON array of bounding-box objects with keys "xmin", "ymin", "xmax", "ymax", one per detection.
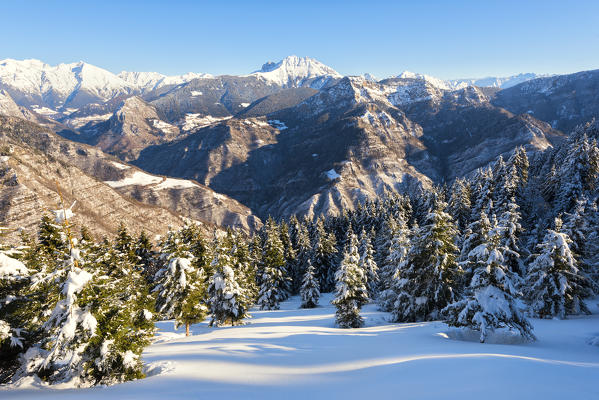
[
  {"xmin": 378, "ymin": 217, "xmax": 410, "ymax": 312},
  {"xmin": 134, "ymin": 230, "xmax": 158, "ymax": 280},
  {"xmin": 496, "ymin": 200, "xmax": 523, "ymax": 275},
  {"xmin": 443, "ymin": 217, "xmax": 535, "ymax": 343},
  {"xmin": 358, "ymin": 228, "xmax": 378, "ymax": 298},
  {"xmin": 279, "ymin": 221, "xmax": 297, "ymax": 294},
  {"xmin": 257, "ymin": 220, "xmax": 290, "ymax": 310},
  {"xmin": 154, "ymin": 230, "xmax": 208, "ymax": 336},
  {"xmin": 524, "ymin": 218, "xmax": 591, "ymax": 318},
  {"xmin": 310, "ymin": 218, "xmax": 338, "ymax": 292},
  {"xmin": 208, "ymin": 241, "xmax": 249, "ymax": 326},
  {"xmin": 300, "ymin": 260, "xmax": 320, "ymax": 308},
  {"xmin": 0, "ymin": 237, "xmax": 31, "ymax": 383},
  {"xmin": 229, "ymin": 230, "xmax": 258, "ymax": 311},
  {"xmin": 459, "ymin": 211, "xmax": 492, "ymax": 287},
  {"xmin": 447, "ymin": 178, "xmax": 472, "ymax": 232},
  {"xmin": 393, "ymin": 201, "xmax": 461, "ymax": 322},
  {"xmin": 82, "ymin": 244, "xmax": 156, "ymax": 384},
  {"xmin": 333, "ymin": 232, "xmax": 369, "ymax": 328}
]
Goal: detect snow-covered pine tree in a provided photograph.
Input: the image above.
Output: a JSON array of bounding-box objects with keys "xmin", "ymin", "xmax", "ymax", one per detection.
[
  {"xmin": 135, "ymin": 230, "xmax": 158, "ymax": 280},
  {"xmin": 0, "ymin": 234, "xmax": 30, "ymax": 383},
  {"xmin": 207, "ymin": 241, "xmax": 249, "ymax": 326},
  {"xmin": 459, "ymin": 211, "xmax": 492, "ymax": 287},
  {"xmin": 471, "ymin": 167, "xmax": 494, "ymax": 222},
  {"xmin": 524, "ymin": 217, "xmax": 591, "ymax": 318},
  {"xmin": 374, "ymin": 215, "xmax": 397, "ymax": 274},
  {"xmin": 554, "ymin": 133, "xmax": 599, "ymax": 215},
  {"xmin": 12, "ymin": 211, "xmax": 154, "ymax": 385},
  {"xmin": 358, "ymin": 228, "xmax": 378, "ymax": 298},
  {"xmin": 257, "ymin": 219, "xmax": 290, "ymax": 310},
  {"xmin": 392, "ymin": 200, "xmax": 461, "ymax": 322},
  {"xmin": 154, "ymin": 229, "xmax": 208, "ymax": 336},
  {"xmin": 333, "ymin": 231, "xmax": 369, "ymax": 328},
  {"xmin": 378, "ymin": 216, "xmax": 411, "ymax": 312},
  {"xmin": 82, "ymin": 243, "xmax": 155, "ymax": 385},
  {"xmin": 300, "ymin": 259, "xmax": 320, "ymax": 308},
  {"xmin": 496, "ymin": 200, "xmax": 524, "ymax": 275},
  {"xmin": 443, "ymin": 216, "xmax": 535, "ymax": 343},
  {"xmin": 447, "ymin": 178, "xmax": 472, "ymax": 232}
]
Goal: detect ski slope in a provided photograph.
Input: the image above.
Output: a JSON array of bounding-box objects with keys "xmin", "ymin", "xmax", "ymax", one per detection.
[{"xmin": 4, "ymin": 294, "xmax": 599, "ymax": 399}]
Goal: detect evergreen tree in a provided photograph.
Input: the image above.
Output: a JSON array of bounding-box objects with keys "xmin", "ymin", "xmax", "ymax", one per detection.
[
  {"xmin": 309, "ymin": 218, "xmax": 338, "ymax": 292},
  {"xmin": 392, "ymin": 201, "xmax": 461, "ymax": 322},
  {"xmin": 82, "ymin": 244, "xmax": 156, "ymax": 384},
  {"xmin": 0, "ymin": 240, "xmax": 31, "ymax": 383},
  {"xmin": 496, "ymin": 201, "xmax": 523, "ymax": 275},
  {"xmin": 154, "ymin": 231, "xmax": 208, "ymax": 335},
  {"xmin": 459, "ymin": 211, "xmax": 492, "ymax": 286},
  {"xmin": 358, "ymin": 228, "xmax": 378, "ymax": 298},
  {"xmin": 447, "ymin": 178, "xmax": 472, "ymax": 232},
  {"xmin": 11, "ymin": 212, "xmax": 156, "ymax": 385},
  {"xmin": 443, "ymin": 218, "xmax": 535, "ymax": 343},
  {"xmin": 300, "ymin": 260, "xmax": 320, "ymax": 308},
  {"xmin": 333, "ymin": 232, "xmax": 369, "ymax": 328},
  {"xmin": 134, "ymin": 230, "xmax": 158, "ymax": 280},
  {"xmin": 378, "ymin": 217, "xmax": 411, "ymax": 312},
  {"xmin": 208, "ymin": 241, "xmax": 249, "ymax": 326},
  {"xmin": 257, "ymin": 220, "xmax": 290, "ymax": 310},
  {"xmin": 279, "ymin": 221, "xmax": 298, "ymax": 293},
  {"xmin": 524, "ymin": 218, "xmax": 591, "ymax": 318}
]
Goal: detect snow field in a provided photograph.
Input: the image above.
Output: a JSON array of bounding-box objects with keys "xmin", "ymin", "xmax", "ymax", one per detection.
[{"xmin": 5, "ymin": 294, "xmax": 599, "ymax": 399}]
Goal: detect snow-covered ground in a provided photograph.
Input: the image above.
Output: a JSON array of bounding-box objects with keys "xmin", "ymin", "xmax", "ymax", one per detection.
[{"xmin": 4, "ymin": 294, "xmax": 599, "ymax": 399}]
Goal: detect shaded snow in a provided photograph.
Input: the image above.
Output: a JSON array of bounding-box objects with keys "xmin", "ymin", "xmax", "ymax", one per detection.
[{"xmin": 325, "ymin": 169, "xmax": 341, "ymax": 180}]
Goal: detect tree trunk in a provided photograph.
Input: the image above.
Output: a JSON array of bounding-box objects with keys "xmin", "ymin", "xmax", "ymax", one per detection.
[{"xmin": 186, "ymin": 323, "xmax": 190, "ymax": 337}]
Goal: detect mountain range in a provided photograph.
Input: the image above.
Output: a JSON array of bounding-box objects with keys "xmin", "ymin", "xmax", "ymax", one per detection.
[{"xmin": 1, "ymin": 55, "xmax": 598, "ymax": 237}]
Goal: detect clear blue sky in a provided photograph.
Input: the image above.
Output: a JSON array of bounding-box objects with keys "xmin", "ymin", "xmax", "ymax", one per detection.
[{"xmin": 3, "ymin": 0, "xmax": 599, "ymax": 79}]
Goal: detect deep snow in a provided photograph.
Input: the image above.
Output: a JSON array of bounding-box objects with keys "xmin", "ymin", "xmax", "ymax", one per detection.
[{"xmin": 3, "ymin": 294, "xmax": 599, "ymax": 399}]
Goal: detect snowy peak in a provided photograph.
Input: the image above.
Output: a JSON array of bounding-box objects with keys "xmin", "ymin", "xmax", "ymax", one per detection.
[
  {"xmin": 0, "ymin": 58, "xmax": 134, "ymax": 108},
  {"xmin": 117, "ymin": 70, "xmax": 213, "ymax": 93},
  {"xmin": 395, "ymin": 70, "xmax": 454, "ymax": 90},
  {"xmin": 448, "ymin": 73, "xmax": 543, "ymax": 89},
  {"xmin": 250, "ymin": 55, "xmax": 342, "ymax": 88}
]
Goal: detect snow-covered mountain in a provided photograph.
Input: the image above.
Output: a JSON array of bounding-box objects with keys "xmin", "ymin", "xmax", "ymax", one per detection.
[
  {"xmin": 394, "ymin": 71, "xmax": 542, "ymax": 90},
  {"xmin": 0, "ymin": 58, "xmax": 136, "ymax": 109},
  {"xmin": 117, "ymin": 70, "xmax": 213, "ymax": 93},
  {"xmin": 448, "ymin": 73, "xmax": 542, "ymax": 89},
  {"xmin": 395, "ymin": 71, "xmax": 456, "ymax": 90},
  {"xmin": 248, "ymin": 55, "xmax": 342, "ymax": 89}
]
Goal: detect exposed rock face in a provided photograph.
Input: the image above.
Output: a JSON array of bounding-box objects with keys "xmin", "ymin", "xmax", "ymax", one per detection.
[
  {"xmin": 3, "ymin": 57, "xmax": 594, "ymax": 223},
  {"xmin": 147, "ymin": 76, "xmax": 284, "ymax": 122},
  {"xmin": 82, "ymin": 96, "xmax": 180, "ymax": 161},
  {"xmin": 0, "ymin": 124, "xmax": 186, "ymax": 243},
  {"xmin": 0, "ymin": 89, "xmax": 39, "ymax": 122},
  {"xmin": 401, "ymin": 86, "xmax": 564, "ymax": 180},
  {"xmin": 492, "ymin": 69, "xmax": 599, "ymax": 133},
  {"xmin": 133, "ymin": 76, "xmax": 561, "ymax": 220},
  {"xmin": 0, "ymin": 116, "xmax": 261, "ymax": 237},
  {"xmin": 236, "ymin": 88, "xmax": 318, "ymax": 118}
]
